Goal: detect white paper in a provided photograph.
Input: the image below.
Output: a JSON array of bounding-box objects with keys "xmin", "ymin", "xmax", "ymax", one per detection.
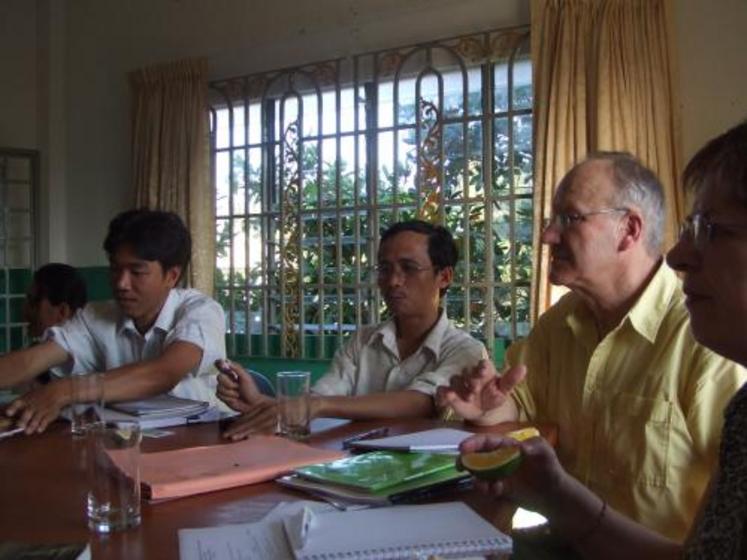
[
  {"xmin": 350, "ymin": 427, "xmax": 475, "ymax": 453},
  {"xmin": 178, "ymin": 501, "xmax": 333, "ymax": 560},
  {"xmin": 284, "ymin": 501, "xmax": 512, "ymax": 559},
  {"xmin": 309, "ymin": 417, "xmax": 350, "ymax": 433}
]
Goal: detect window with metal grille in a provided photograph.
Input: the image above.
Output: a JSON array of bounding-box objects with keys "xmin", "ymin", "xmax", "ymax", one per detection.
[
  {"xmin": 209, "ymin": 26, "xmax": 532, "ymax": 361},
  {"xmin": 0, "ymin": 149, "xmax": 37, "ymax": 353}
]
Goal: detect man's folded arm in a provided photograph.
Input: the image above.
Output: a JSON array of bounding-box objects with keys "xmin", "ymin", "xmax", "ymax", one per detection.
[
  {"xmin": 0, "ymin": 340, "xmax": 70, "ymax": 389},
  {"xmin": 97, "ymin": 340, "xmax": 203, "ymax": 402}
]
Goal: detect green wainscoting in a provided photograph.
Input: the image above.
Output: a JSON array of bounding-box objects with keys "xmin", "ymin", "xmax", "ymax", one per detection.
[
  {"xmin": 78, "ymin": 266, "xmax": 113, "ymax": 302},
  {"xmin": 0, "ymin": 268, "xmax": 33, "ymax": 353}
]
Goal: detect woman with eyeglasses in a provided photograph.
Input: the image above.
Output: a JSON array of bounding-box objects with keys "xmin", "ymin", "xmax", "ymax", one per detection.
[{"xmin": 459, "ymin": 119, "xmax": 747, "ymax": 559}]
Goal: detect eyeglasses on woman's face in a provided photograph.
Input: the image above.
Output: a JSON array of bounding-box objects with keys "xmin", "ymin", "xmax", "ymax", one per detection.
[{"xmin": 678, "ymin": 212, "xmax": 747, "ymax": 250}]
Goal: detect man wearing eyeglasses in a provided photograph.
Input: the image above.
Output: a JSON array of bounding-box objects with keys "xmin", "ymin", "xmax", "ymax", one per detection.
[
  {"xmin": 437, "ymin": 152, "xmax": 746, "ymax": 541},
  {"xmin": 217, "ymin": 220, "xmax": 487, "ymax": 439}
]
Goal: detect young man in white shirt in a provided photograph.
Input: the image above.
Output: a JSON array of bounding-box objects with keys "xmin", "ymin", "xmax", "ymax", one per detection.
[
  {"xmin": 217, "ymin": 220, "xmax": 487, "ymax": 439},
  {"xmin": 1, "ymin": 209, "xmax": 226, "ymax": 433}
]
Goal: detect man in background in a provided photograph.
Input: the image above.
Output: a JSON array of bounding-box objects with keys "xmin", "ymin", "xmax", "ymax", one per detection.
[
  {"xmin": 24, "ymin": 263, "xmax": 88, "ymax": 340},
  {"xmin": 2, "ymin": 208, "xmax": 227, "ymax": 433},
  {"xmin": 217, "ymin": 220, "xmax": 487, "ymax": 439}
]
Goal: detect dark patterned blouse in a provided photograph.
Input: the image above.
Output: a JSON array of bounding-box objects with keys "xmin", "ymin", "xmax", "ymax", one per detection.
[{"xmin": 685, "ymin": 383, "xmax": 747, "ymax": 559}]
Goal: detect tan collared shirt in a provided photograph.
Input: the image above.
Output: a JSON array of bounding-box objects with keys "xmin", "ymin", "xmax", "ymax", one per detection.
[
  {"xmin": 312, "ymin": 309, "xmax": 487, "ymax": 397},
  {"xmin": 509, "ymin": 262, "xmax": 747, "ymax": 540}
]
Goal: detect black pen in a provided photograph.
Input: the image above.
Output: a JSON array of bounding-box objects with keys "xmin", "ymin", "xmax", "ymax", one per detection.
[{"xmin": 342, "ymin": 427, "xmax": 390, "ymax": 449}]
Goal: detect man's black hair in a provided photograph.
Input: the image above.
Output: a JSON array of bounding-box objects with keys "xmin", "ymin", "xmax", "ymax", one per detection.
[
  {"xmin": 380, "ymin": 219, "xmax": 459, "ymax": 269},
  {"xmin": 103, "ymin": 209, "xmax": 191, "ymax": 275},
  {"xmin": 379, "ymin": 220, "xmax": 459, "ymax": 297},
  {"xmin": 31, "ymin": 263, "xmax": 88, "ymax": 311}
]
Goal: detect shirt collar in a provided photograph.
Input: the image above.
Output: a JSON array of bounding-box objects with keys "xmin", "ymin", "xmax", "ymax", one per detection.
[
  {"xmin": 117, "ymin": 289, "xmax": 178, "ymax": 337},
  {"xmin": 626, "ymin": 259, "xmax": 677, "ymax": 343},
  {"xmin": 565, "ymin": 259, "xmax": 674, "ymax": 345},
  {"xmin": 375, "ymin": 308, "xmax": 450, "ymax": 360}
]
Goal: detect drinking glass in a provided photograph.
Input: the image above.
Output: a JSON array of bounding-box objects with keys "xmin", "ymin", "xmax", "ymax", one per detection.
[
  {"xmin": 276, "ymin": 371, "xmax": 311, "ymax": 439},
  {"xmin": 86, "ymin": 420, "xmax": 141, "ymax": 532},
  {"xmin": 70, "ymin": 374, "xmax": 104, "ymax": 437}
]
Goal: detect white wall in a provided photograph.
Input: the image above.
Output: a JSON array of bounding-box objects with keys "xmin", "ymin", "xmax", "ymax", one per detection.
[
  {"xmin": 63, "ymin": 0, "xmax": 529, "ymax": 265},
  {"xmin": 675, "ymin": 0, "xmax": 747, "ymax": 163},
  {"xmin": 0, "ymin": 0, "xmax": 745, "ymax": 266},
  {"xmin": 0, "ymin": 0, "xmax": 37, "ymax": 149}
]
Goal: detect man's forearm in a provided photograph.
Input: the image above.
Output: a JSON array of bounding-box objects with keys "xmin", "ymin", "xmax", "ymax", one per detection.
[
  {"xmin": 311, "ymin": 390, "xmax": 434, "ymax": 420},
  {"xmin": 99, "ymin": 341, "xmax": 202, "ymax": 402},
  {"xmin": 0, "ymin": 341, "xmax": 68, "ymax": 389}
]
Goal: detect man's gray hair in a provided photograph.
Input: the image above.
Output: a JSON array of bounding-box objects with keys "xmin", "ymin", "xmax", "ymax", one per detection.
[{"xmin": 584, "ymin": 151, "xmax": 665, "ymax": 255}]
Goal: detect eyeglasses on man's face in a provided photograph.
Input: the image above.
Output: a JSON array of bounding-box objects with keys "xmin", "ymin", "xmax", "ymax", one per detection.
[
  {"xmin": 543, "ymin": 207, "xmax": 629, "ymax": 231},
  {"xmin": 375, "ymin": 260, "xmax": 435, "ymax": 279},
  {"xmin": 678, "ymin": 212, "xmax": 747, "ymax": 250}
]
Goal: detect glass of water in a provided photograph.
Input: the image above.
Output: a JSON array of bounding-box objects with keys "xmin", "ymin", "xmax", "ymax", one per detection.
[
  {"xmin": 86, "ymin": 420, "xmax": 141, "ymax": 532},
  {"xmin": 276, "ymin": 371, "xmax": 311, "ymax": 439},
  {"xmin": 70, "ymin": 373, "xmax": 104, "ymax": 437}
]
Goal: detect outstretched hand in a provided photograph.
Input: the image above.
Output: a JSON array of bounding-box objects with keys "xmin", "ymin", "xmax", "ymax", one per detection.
[
  {"xmin": 436, "ymin": 360, "xmax": 526, "ymax": 425},
  {"xmin": 5, "ymin": 380, "xmax": 70, "ymax": 434}
]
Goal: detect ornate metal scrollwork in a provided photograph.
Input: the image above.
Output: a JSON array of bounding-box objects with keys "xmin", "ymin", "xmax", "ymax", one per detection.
[
  {"xmin": 378, "ymin": 51, "xmax": 404, "ymax": 77},
  {"xmin": 454, "ymin": 36, "xmax": 488, "ymax": 63},
  {"xmin": 280, "ymin": 120, "xmax": 302, "ymax": 357},
  {"xmin": 310, "ymin": 63, "xmax": 338, "ymax": 87},
  {"xmin": 417, "ymin": 99, "xmax": 443, "ymax": 224},
  {"xmin": 489, "ymin": 30, "xmax": 526, "ymax": 61}
]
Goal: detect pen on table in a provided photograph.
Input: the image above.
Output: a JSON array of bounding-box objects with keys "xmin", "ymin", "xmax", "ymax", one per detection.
[
  {"xmin": 342, "ymin": 427, "xmax": 390, "ymax": 449},
  {"xmin": 0, "ymin": 427, "xmax": 24, "ymax": 440}
]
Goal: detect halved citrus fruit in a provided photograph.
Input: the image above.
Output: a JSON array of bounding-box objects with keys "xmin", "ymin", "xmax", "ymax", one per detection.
[
  {"xmin": 459, "ymin": 427, "xmax": 540, "ymax": 480},
  {"xmin": 461, "ymin": 447, "xmax": 522, "ymax": 480}
]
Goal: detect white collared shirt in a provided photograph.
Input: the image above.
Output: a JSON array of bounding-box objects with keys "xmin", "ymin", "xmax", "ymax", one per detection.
[
  {"xmin": 45, "ymin": 288, "xmax": 226, "ymax": 408},
  {"xmin": 312, "ymin": 309, "xmax": 487, "ymax": 397}
]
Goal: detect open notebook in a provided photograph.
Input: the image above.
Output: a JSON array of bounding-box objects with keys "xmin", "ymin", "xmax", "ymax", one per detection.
[{"xmin": 284, "ymin": 501, "xmax": 512, "ymax": 559}]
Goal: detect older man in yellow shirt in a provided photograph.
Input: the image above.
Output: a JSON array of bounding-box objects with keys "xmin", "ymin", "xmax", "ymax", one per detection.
[{"xmin": 438, "ymin": 152, "xmax": 746, "ymax": 541}]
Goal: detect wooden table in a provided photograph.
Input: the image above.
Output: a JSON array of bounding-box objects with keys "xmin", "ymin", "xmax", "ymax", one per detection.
[{"xmin": 0, "ymin": 418, "xmax": 556, "ymax": 559}]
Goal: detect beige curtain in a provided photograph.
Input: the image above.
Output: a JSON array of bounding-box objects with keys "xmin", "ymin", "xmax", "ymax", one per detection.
[
  {"xmin": 530, "ymin": 0, "xmax": 683, "ymax": 319},
  {"xmin": 130, "ymin": 58, "xmax": 214, "ymax": 296}
]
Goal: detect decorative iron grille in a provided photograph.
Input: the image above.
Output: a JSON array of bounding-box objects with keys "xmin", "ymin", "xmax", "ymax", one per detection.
[{"xmin": 209, "ymin": 26, "xmax": 533, "ymax": 360}]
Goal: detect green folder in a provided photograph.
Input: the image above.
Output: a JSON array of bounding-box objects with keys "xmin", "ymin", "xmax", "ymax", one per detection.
[{"xmin": 294, "ymin": 450, "xmax": 457, "ymax": 492}]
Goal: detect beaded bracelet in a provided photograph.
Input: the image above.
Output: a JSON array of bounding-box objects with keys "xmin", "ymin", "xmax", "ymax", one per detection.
[{"xmin": 576, "ymin": 499, "xmax": 607, "ymax": 546}]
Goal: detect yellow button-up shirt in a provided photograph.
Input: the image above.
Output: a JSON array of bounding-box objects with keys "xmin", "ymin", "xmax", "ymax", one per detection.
[{"xmin": 509, "ymin": 262, "xmax": 746, "ymax": 541}]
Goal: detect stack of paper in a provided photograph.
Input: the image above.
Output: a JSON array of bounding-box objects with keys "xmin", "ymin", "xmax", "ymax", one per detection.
[
  {"xmin": 108, "ymin": 395, "xmax": 209, "ymax": 419},
  {"xmin": 278, "ymin": 450, "xmax": 471, "ymax": 506}
]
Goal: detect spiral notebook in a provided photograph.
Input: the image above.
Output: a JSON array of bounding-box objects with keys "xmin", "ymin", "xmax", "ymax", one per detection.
[{"xmin": 283, "ymin": 501, "xmax": 512, "ymax": 559}]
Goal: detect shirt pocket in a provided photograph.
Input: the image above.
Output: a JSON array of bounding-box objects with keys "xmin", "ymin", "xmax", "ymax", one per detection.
[{"xmin": 596, "ymin": 393, "xmax": 673, "ymax": 487}]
